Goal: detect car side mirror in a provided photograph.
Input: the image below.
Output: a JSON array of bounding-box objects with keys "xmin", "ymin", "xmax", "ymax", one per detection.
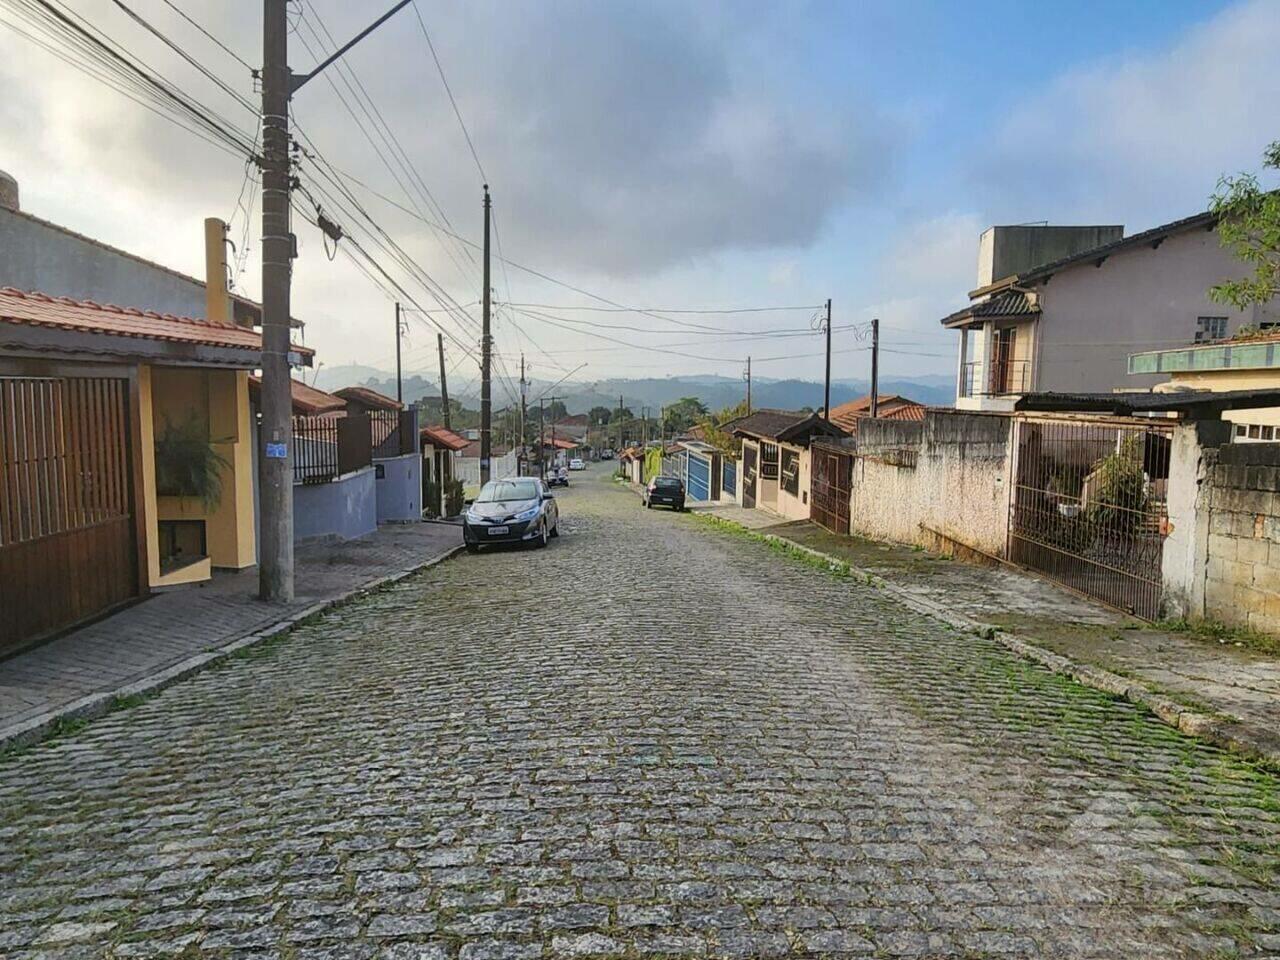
[{"xmin": 464, "ymin": 497, "xmax": 475, "ymax": 506}]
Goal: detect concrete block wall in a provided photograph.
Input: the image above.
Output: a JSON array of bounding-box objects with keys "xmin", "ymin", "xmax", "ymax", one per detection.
[
  {"xmin": 850, "ymin": 412, "xmax": 1012, "ymax": 557},
  {"xmin": 1200, "ymin": 440, "xmax": 1280, "ymax": 632}
]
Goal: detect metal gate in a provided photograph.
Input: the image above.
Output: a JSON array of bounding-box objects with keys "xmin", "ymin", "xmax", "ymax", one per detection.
[
  {"xmin": 722, "ymin": 459, "xmax": 737, "ymax": 498},
  {"xmin": 810, "ymin": 441, "xmax": 853, "ymax": 535},
  {"xmin": 742, "ymin": 443, "xmax": 757, "ymax": 508},
  {"xmin": 1, "ymin": 376, "xmax": 138, "ymax": 654},
  {"xmin": 686, "ymin": 450, "xmax": 711, "ymax": 502},
  {"xmin": 1008, "ymin": 416, "xmax": 1172, "ymax": 620}
]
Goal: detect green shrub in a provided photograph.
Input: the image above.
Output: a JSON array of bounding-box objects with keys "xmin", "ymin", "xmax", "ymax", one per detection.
[{"xmin": 444, "ymin": 478, "xmax": 465, "ymax": 517}]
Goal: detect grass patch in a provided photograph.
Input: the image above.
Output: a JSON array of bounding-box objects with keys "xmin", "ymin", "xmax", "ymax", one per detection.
[
  {"xmin": 691, "ymin": 513, "xmax": 853, "ymax": 579},
  {"xmin": 1158, "ymin": 618, "xmax": 1280, "ymax": 657}
]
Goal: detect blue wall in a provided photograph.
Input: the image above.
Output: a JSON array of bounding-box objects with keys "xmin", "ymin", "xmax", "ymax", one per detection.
[
  {"xmin": 375, "ymin": 451, "xmax": 422, "ymax": 523},
  {"xmin": 293, "ymin": 466, "xmax": 377, "ymax": 543}
]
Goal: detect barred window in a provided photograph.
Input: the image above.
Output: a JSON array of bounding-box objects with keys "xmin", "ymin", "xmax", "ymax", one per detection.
[
  {"xmin": 760, "ymin": 442, "xmax": 779, "ymax": 480},
  {"xmin": 781, "ymin": 447, "xmax": 800, "ymax": 496},
  {"xmin": 1194, "ymin": 316, "xmax": 1227, "ymax": 342}
]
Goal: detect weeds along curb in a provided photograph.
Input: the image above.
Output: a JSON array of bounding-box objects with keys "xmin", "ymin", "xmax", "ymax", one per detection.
[
  {"xmin": 690, "ymin": 512, "xmax": 1280, "ymax": 769},
  {"xmin": 0, "ymin": 543, "xmax": 467, "ymax": 756}
]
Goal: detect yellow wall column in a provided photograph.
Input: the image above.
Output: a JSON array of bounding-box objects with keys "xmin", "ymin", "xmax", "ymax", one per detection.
[
  {"xmin": 206, "ymin": 369, "xmax": 257, "ymax": 569},
  {"xmin": 137, "ymin": 364, "xmax": 162, "ymax": 587}
]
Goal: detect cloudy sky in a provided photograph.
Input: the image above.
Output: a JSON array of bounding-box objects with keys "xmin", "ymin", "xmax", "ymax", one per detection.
[{"xmin": 2, "ymin": 0, "xmax": 1278, "ymax": 400}]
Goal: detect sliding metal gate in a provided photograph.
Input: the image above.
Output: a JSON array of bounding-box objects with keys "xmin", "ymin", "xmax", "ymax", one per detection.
[
  {"xmin": 1007, "ymin": 416, "xmax": 1172, "ymax": 620},
  {"xmin": 1, "ymin": 376, "xmax": 139, "ymax": 653}
]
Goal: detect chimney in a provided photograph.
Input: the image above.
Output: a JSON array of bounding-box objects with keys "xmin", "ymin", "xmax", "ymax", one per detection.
[
  {"xmin": 0, "ymin": 170, "xmax": 19, "ymax": 212},
  {"xmin": 204, "ymin": 217, "xmax": 233, "ymax": 324}
]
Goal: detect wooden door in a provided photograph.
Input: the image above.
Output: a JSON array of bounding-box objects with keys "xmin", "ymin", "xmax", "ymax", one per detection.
[
  {"xmin": 742, "ymin": 443, "xmax": 758, "ymax": 508},
  {"xmin": 0, "ymin": 376, "xmax": 138, "ymax": 654}
]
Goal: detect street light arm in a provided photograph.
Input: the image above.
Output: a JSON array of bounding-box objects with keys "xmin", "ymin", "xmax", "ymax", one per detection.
[{"xmin": 289, "ymin": 0, "xmax": 412, "ymax": 96}]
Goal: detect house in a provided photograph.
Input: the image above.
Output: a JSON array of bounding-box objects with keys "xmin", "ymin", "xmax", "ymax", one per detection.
[
  {"xmin": 942, "ymin": 213, "xmax": 1280, "ymax": 411},
  {"xmin": 248, "ymin": 375, "xmax": 346, "ymax": 417},
  {"xmin": 420, "ymin": 423, "xmax": 470, "ymax": 514},
  {"xmin": 826, "ymin": 394, "xmax": 926, "ymax": 436},
  {"xmin": 333, "ymin": 384, "xmax": 404, "ymax": 416},
  {"xmin": 0, "ymin": 286, "xmax": 311, "ymax": 655},
  {"xmin": 453, "ymin": 438, "xmax": 518, "ymax": 487},
  {"xmin": 731, "ymin": 409, "xmax": 846, "ymax": 519},
  {"xmin": 1129, "ymin": 331, "xmax": 1280, "ymax": 442}
]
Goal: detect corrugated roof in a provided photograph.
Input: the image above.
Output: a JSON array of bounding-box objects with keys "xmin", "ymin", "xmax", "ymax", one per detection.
[
  {"xmin": 333, "ymin": 385, "xmax": 404, "ymax": 411},
  {"xmin": 1014, "ymin": 388, "xmax": 1280, "ymax": 415},
  {"xmin": 0, "ymin": 286, "xmax": 312, "ymax": 358}
]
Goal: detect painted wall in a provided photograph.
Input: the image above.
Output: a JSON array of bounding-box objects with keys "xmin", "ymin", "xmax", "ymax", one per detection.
[
  {"xmin": 1165, "ymin": 368, "xmax": 1280, "ymax": 428},
  {"xmin": 850, "ymin": 411, "xmax": 1013, "ymax": 557},
  {"xmin": 0, "ymin": 207, "xmax": 207, "ymax": 316},
  {"xmin": 1034, "ymin": 228, "xmax": 1277, "ymax": 394},
  {"xmin": 375, "ymin": 451, "xmax": 422, "ymax": 523},
  {"xmin": 293, "ymin": 466, "xmax": 378, "ymax": 543},
  {"xmin": 774, "ymin": 443, "xmax": 811, "ymax": 521}
]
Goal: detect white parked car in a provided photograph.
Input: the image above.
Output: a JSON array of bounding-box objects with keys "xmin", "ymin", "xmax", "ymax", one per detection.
[{"xmin": 569, "ymin": 458, "xmax": 585, "ymax": 471}]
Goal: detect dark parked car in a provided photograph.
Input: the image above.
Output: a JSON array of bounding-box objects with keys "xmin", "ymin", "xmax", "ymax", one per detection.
[
  {"xmin": 643, "ymin": 476, "xmax": 685, "ymax": 511},
  {"xmin": 464, "ymin": 477, "xmax": 559, "ymax": 551}
]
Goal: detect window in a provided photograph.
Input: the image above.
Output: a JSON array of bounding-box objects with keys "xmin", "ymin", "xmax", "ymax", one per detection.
[
  {"xmin": 1194, "ymin": 316, "xmax": 1228, "ymax": 342},
  {"xmin": 780, "ymin": 448, "xmax": 800, "ymax": 496},
  {"xmin": 760, "ymin": 442, "xmax": 779, "ymax": 480}
]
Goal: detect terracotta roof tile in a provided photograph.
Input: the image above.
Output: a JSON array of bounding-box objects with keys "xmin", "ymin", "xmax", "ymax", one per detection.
[
  {"xmin": 0, "ymin": 286, "xmax": 312, "ymax": 357},
  {"xmin": 248, "ymin": 375, "xmax": 345, "ymax": 416},
  {"xmin": 420, "ymin": 424, "xmax": 470, "ymax": 451},
  {"xmin": 333, "ymin": 385, "xmax": 404, "ymax": 411}
]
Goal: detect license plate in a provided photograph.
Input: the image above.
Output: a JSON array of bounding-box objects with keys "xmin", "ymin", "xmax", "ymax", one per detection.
[{"xmin": 487, "ymin": 526, "xmax": 509, "ymax": 535}]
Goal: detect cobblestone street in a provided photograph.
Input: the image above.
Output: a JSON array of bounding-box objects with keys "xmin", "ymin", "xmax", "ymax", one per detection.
[{"xmin": 1, "ymin": 469, "xmax": 1277, "ymax": 959}]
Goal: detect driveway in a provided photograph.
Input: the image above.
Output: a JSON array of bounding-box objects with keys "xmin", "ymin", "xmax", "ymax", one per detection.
[{"xmin": 0, "ymin": 467, "xmax": 1276, "ymax": 958}]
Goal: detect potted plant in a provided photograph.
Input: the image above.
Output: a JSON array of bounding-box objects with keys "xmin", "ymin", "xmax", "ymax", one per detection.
[{"xmin": 154, "ymin": 414, "xmax": 229, "ymax": 510}]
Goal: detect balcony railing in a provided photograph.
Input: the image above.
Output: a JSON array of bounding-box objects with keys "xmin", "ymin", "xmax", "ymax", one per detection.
[{"xmin": 961, "ymin": 359, "xmax": 1031, "ymax": 398}]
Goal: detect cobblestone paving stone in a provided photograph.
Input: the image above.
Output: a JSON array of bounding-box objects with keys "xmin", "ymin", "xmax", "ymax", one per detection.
[{"xmin": 1, "ymin": 471, "xmax": 1278, "ymax": 959}]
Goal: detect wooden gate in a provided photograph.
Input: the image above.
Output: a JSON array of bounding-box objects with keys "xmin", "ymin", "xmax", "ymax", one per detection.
[
  {"xmin": 1008, "ymin": 416, "xmax": 1172, "ymax": 621},
  {"xmin": 810, "ymin": 441, "xmax": 853, "ymax": 535},
  {"xmin": 1, "ymin": 376, "xmax": 138, "ymax": 654},
  {"xmin": 742, "ymin": 443, "xmax": 758, "ymax": 508}
]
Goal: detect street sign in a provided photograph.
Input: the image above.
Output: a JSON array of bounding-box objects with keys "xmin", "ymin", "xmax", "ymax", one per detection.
[{"xmin": 266, "ymin": 442, "xmax": 288, "ymax": 459}]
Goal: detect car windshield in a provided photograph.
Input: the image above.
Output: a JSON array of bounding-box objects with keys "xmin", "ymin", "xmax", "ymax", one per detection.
[
  {"xmin": 655, "ymin": 478, "xmax": 682, "ymax": 489},
  {"xmin": 476, "ymin": 479, "xmax": 539, "ymax": 503}
]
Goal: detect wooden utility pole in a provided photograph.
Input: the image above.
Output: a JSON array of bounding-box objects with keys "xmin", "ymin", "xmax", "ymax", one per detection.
[
  {"xmin": 744, "ymin": 357, "xmax": 752, "ymax": 414},
  {"xmin": 870, "ymin": 316, "xmax": 880, "ymax": 419},
  {"xmin": 437, "ymin": 332, "xmax": 451, "ymax": 430},
  {"xmin": 480, "ymin": 184, "xmax": 492, "ymax": 486},
  {"xmin": 617, "ymin": 394, "xmax": 624, "ymax": 451},
  {"xmin": 823, "ymin": 298, "xmax": 832, "ymax": 421},
  {"xmin": 258, "ymin": 0, "xmax": 294, "ymax": 602},
  {"xmin": 394, "ymin": 301, "xmax": 403, "ymax": 403},
  {"xmin": 537, "ymin": 399, "xmax": 545, "ymax": 479}
]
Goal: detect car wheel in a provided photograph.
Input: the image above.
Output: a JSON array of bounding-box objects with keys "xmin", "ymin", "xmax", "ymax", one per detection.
[
  {"xmin": 536, "ymin": 520, "xmax": 549, "ymax": 548},
  {"xmin": 645, "ymin": 500, "xmax": 652, "ymax": 509},
  {"xmin": 550, "ymin": 519, "xmax": 560, "ymax": 538}
]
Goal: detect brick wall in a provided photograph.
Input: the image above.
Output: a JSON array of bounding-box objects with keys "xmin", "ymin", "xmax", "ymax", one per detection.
[{"xmin": 1202, "ymin": 442, "xmax": 1280, "ymax": 632}]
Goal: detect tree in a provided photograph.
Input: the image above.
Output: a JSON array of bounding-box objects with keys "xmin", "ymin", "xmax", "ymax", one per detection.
[
  {"xmin": 588, "ymin": 406, "xmax": 612, "ymax": 426},
  {"xmin": 546, "ymin": 400, "xmax": 568, "ymax": 421},
  {"xmin": 696, "ymin": 401, "xmax": 748, "ymax": 458},
  {"xmin": 1210, "ymin": 140, "xmax": 1280, "ymax": 309},
  {"xmin": 662, "ymin": 396, "xmax": 709, "ymax": 435}
]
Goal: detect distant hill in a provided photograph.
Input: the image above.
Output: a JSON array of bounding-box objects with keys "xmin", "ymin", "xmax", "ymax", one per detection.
[{"xmin": 311, "ymin": 366, "xmax": 954, "ymax": 416}]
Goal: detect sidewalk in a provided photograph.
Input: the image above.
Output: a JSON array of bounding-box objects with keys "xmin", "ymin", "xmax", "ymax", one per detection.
[
  {"xmin": 698, "ymin": 503, "xmax": 1280, "ymax": 765},
  {"xmin": 0, "ymin": 522, "xmax": 462, "ymax": 749}
]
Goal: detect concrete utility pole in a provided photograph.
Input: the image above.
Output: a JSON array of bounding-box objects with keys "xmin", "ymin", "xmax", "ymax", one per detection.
[
  {"xmin": 394, "ymin": 302, "xmax": 403, "ymax": 403},
  {"xmin": 258, "ymin": 0, "xmax": 294, "ymax": 602},
  {"xmin": 744, "ymin": 357, "xmax": 751, "ymax": 414},
  {"xmin": 437, "ymin": 332, "xmax": 451, "ymax": 430},
  {"xmin": 519, "ymin": 354, "xmax": 528, "ymax": 472},
  {"xmin": 870, "ymin": 316, "xmax": 880, "ymax": 419},
  {"xmin": 537, "ymin": 399, "xmax": 545, "ymax": 479},
  {"xmin": 617, "ymin": 394, "xmax": 624, "ymax": 451},
  {"xmin": 823, "ymin": 298, "xmax": 832, "ymax": 421},
  {"xmin": 258, "ymin": 0, "xmax": 411, "ymax": 603},
  {"xmin": 480, "ymin": 185, "xmax": 493, "ymax": 486}
]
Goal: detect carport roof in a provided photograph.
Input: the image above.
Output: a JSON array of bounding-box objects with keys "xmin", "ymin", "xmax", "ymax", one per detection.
[{"xmin": 1014, "ymin": 389, "xmax": 1280, "ymax": 416}]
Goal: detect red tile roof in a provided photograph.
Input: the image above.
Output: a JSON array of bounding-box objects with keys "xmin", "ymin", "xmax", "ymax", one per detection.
[
  {"xmin": 333, "ymin": 385, "xmax": 404, "ymax": 411},
  {"xmin": 420, "ymin": 424, "xmax": 470, "ymax": 451},
  {"xmin": 0, "ymin": 286, "xmax": 313, "ymax": 358},
  {"xmin": 828, "ymin": 394, "xmax": 925, "ymax": 434},
  {"xmin": 248, "ymin": 375, "xmax": 346, "ymax": 416}
]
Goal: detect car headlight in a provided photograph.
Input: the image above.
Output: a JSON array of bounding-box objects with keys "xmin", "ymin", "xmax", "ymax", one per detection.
[
  {"xmin": 513, "ymin": 505, "xmax": 541, "ymax": 522},
  {"xmin": 466, "ymin": 507, "xmax": 484, "ymax": 522}
]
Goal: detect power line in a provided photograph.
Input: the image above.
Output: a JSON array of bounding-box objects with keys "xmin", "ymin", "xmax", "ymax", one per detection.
[
  {"xmin": 157, "ymin": 0, "xmax": 255, "ymax": 74},
  {"xmin": 410, "ymin": 0, "xmax": 484, "ymax": 183}
]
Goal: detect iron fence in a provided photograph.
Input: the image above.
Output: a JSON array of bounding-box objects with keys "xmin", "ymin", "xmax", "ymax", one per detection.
[
  {"xmin": 1008, "ymin": 416, "xmax": 1172, "ymax": 620},
  {"xmin": 292, "ymin": 414, "xmax": 373, "ymax": 485}
]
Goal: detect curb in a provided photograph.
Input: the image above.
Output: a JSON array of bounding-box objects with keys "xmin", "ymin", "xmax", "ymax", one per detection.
[
  {"xmin": 713, "ymin": 521, "xmax": 1280, "ymax": 768},
  {"xmin": 0, "ymin": 543, "xmax": 467, "ymax": 754}
]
